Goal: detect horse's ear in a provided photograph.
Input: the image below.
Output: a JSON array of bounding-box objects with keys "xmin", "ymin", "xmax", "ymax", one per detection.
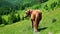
[
  {"xmin": 24, "ymin": 9, "xmax": 28, "ymax": 12},
  {"xmin": 25, "ymin": 9, "xmax": 32, "ymax": 13},
  {"xmin": 29, "ymin": 9, "xmax": 32, "ymax": 11},
  {"xmin": 29, "ymin": 9, "xmax": 33, "ymax": 13}
]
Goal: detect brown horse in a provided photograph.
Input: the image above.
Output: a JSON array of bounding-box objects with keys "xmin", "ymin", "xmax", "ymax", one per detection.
[{"xmin": 24, "ymin": 9, "xmax": 42, "ymax": 32}]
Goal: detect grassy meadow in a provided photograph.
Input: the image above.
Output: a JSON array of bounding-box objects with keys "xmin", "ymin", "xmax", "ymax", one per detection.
[{"xmin": 0, "ymin": 0, "xmax": 60, "ymax": 34}]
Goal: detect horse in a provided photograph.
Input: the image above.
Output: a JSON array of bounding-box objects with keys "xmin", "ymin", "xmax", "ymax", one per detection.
[{"xmin": 24, "ymin": 9, "xmax": 42, "ymax": 32}]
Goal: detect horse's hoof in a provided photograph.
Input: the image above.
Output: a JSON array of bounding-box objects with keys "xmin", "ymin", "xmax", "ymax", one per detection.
[{"xmin": 33, "ymin": 29, "xmax": 38, "ymax": 32}]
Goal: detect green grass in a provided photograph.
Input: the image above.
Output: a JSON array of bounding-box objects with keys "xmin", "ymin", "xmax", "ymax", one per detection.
[
  {"xmin": 0, "ymin": 8, "xmax": 60, "ymax": 34},
  {"xmin": 39, "ymin": 8, "xmax": 60, "ymax": 34},
  {"xmin": 0, "ymin": 0, "xmax": 60, "ymax": 34},
  {"xmin": 0, "ymin": 20, "xmax": 33, "ymax": 34}
]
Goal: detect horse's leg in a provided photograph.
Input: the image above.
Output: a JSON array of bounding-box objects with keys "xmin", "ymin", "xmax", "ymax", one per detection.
[
  {"xmin": 31, "ymin": 19, "xmax": 33, "ymax": 29},
  {"xmin": 37, "ymin": 20, "xmax": 40, "ymax": 31},
  {"xmin": 33, "ymin": 21, "xmax": 38, "ymax": 32},
  {"xmin": 33, "ymin": 14, "xmax": 40, "ymax": 32},
  {"xmin": 37, "ymin": 17, "xmax": 41, "ymax": 31},
  {"xmin": 37, "ymin": 14, "xmax": 42, "ymax": 30}
]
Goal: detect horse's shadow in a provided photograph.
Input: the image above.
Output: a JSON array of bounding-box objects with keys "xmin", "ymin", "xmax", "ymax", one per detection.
[{"xmin": 38, "ymin": 27, "xmax": 48, "ymax": 32}]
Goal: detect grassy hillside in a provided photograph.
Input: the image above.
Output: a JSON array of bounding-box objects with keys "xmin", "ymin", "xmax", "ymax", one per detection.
[
  {"xmin": 0, "ymin": 0, "xmax": 60, "ymax": 34},
  {"xmin": 0, "ymin": 8, "xmax": 60, "ymax": 34}
]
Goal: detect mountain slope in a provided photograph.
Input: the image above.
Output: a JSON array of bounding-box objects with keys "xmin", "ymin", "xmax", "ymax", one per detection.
[{"xmin": 0, "ymin": 8, "xmax": 60, "ymax": 34}]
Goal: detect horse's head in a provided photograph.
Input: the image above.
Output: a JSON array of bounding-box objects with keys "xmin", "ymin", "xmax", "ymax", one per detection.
[{"xmin": 24, "ymin": 9, "xmax": 33, "ymax": 18}]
